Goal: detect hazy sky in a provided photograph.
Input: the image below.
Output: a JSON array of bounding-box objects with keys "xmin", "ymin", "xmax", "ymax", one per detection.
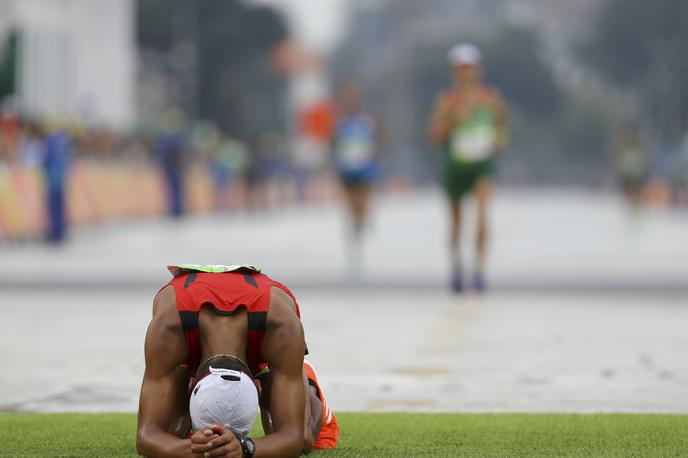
[{"xmin": 248, "ymin": 0, "xmax": 350, "ymax": 52}]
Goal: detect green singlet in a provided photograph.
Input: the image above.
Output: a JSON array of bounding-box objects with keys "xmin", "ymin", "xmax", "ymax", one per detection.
[{"xmin": 443, "ymin": 105, "xmax": 498, "ymax": 200}]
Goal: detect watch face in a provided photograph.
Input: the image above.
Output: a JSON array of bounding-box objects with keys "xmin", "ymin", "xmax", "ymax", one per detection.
[{"xmin": 243, "ymin": 437, "xmax": 256, "ymax": 456}]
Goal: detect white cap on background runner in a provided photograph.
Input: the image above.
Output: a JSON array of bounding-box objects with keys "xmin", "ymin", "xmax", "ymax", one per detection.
[
  {"xmin": 189, "ymin": 366, "xmax": 259, "ymax": 437},
  {"xmin": 448, "ymin": 43, "xmax": 482, "ymax": 66}
]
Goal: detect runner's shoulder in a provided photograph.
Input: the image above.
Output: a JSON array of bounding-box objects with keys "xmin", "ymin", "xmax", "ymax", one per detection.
[
  {"xmin": 439, "ymin": 89, "xmax": 458, "ymax": 103},
  {"xmin": 429, "ymin": 88, "xmax": 450, "ymax": 106},
  {"xmin": 480, "ymin": 85, "xmax": 505, "ymax": 106},
  {"xmin": 263, "ymin": 290, "xmax": 305, "ymax": 370},
  {"xmin": 145, "ymin": 288, "xmax": 187, "ymax": 370},
  {"xmin": 267, "ymin": 286, "xmax": 301, "ymax": 328},
  {"xmin": 151, "ymin": 285, "xmax": 182, "ymax": 331}
]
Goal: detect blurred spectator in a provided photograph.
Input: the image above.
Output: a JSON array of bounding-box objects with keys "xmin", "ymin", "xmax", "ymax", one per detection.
[
  {"xmin": 258, "ymin": 131, "xmax": 289, "ymax": 208},
  {"xmin": 42, "ymin": 121, "xmax": 71, "ymax": 243},
  {"xmin": 76, "ymin": 124, "xmax": 118, "ymax": 158},
  {"xmin": 213, "ymin": 135, "xmax": 249, "ymax": 212},
  {"xmin": 20, "ymin": 120, "xmax": 46, "ymax": 166},
  {"xmin": 155, "ymin": 110, "xmax": 188, "ymax": 218},
  {"xmin": 245, "ymin": 138, "xmax": 264, "ymax": 212},
  {"xmin": 191, "ymin": 121, "xmax": 224, "ymax": 210},
  {"xmin": 245, "ymin": 132, "xmax": 286, "ymax": 212},
  {"xmin": 0, "ymin": 101, "xmax": 20, "ymax": 162}
]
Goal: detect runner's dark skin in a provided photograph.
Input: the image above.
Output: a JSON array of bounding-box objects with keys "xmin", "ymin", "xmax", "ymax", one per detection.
[{"xmin": 136, "ymin": 285, "xmax": 322, "ymax": 458}]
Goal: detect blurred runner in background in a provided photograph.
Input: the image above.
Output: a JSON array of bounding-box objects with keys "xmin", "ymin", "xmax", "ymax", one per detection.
[
  {"xmin": 247, "ymin": 132, "xmax": 288, "ymax": 211},
  {"xmin": 155, "ymin": 110, "xmax": 189, "ymax": 219},
  {"xmin": 332, "ymin": 82, "xmax": 383, "ymax": 269},
  {"xmin": 612, "ymin": 127, "xmax": 649, "ymax": 219},
  {"xmin": 676, "ymin": 130, "xmax": 688, "ymax": 206},
  {"xmin": 428, "ymin": 43, "xmax": 508, "ymax": 293}
]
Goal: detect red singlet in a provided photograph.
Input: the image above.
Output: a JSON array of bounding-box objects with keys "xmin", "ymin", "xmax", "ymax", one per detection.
[{"xmin": 166, "ymin": 269, "xmax": 301, "ymax": 376}]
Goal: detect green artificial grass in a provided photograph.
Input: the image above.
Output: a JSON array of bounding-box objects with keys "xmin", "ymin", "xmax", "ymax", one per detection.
[{"xmin": 0, "ymin": 412, "xmax": 686, "ymax": 457}]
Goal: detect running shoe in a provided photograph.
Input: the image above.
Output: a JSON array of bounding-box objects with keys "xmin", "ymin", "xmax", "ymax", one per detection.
[
  {"xmin": 451, "ymin": 269, "xmax": 463, "ymax": 293},
  {"xmin": 303, "ymin": 360, "xmax": 339, "ymax": 449},
  {"xmin": 473, "ymin": 271, "xmax": 486, "ymax": 292}
]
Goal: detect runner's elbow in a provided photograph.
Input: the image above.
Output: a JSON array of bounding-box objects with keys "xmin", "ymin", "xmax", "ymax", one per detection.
[
  {"xmin": 135, "ymin": 429, "xmax": 156, "ymax": 457},
  {"xmin": 135, "ymin": 432, "xmax": 148, "ymax": 456},
  {"xmin": 427, "ymin": 127, "xmax": 444, "ymax": 147},
  {"xmin": 135, "ymin": 436, "xmax": 147, "ymax": 456},
  {"xmin": 279, "ymin": 432, "xmax": 305, "ymax": 458}
]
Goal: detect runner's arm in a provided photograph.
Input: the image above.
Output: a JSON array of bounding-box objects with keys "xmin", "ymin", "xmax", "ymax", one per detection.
[
  {"xmin": 136, "ymin": 317, "xmax": 198, "ymax": 458},
  {"xmin": 492, "ymin": 92, "xmax": 509, "ymax": 153},
  {"xmin": 374, "ymin": 114, "xmax": 388, "ymax": 159},
  {"xmin": 256, "ymin": 374, "xmax": 275, "ymax": 434},
  {"xmin": 257, "ymin": 364, "xmax": 322, "ymax": 450},
  {"xmin": 251, "ymin": 318, "xmax": 308, "ymax": 457},
  {"xmin": 427, "ymin": 93, "xmax": 453, "ymax": 146}
]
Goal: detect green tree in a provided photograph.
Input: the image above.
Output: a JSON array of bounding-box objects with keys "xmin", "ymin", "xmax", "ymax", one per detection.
[
  {"xmin": 481, "ymin": 25, "xmax": 561, "ymax": 119},
  {"xmin": 0, "ymin": 32, "xmax": 18, "ymax": 100},
  {"xmin": 581, "ymin": 0, "xmax": 688, "ymax": 135},
  {"xmin": 137, "ymin": 0, "xmax": 288, "ymax": 138}
]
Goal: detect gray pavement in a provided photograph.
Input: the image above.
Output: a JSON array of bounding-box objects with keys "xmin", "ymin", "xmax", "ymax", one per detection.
[{"xmin": 0, "ymin": 188, "xmax": 687, "ymax": 412}]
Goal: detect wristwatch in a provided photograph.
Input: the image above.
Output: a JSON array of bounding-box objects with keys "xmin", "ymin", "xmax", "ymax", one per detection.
[{"xmin": 240, "ymin": 437, "xmax": 256, "ymax": 457}]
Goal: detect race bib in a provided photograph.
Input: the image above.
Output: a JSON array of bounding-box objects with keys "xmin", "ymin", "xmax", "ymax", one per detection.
[
  {"xmin": 167, "ymin": 264, "xmax": 261, "ymax": 277},
  {"xmin": 450, "ymin": 124, "xmax": 496, "ymax": 162},
  {"xmin": 449, "ymin": 107, "xmax": 497, "ymax": 162},
  {"xmin": 339, "ymin": 137, "xmax": 374, "ymax": 168},
  {"xmin": 336, "ymin": 115, "xmax": 376, "ymax": 169}
]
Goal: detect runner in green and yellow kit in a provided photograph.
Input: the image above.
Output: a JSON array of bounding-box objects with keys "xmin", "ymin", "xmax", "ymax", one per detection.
[{"xmin": 428, "ymin": 43, "xmax": 508, "ymax": 293}]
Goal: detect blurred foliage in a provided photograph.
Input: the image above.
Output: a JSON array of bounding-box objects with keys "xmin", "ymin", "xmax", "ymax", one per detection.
[
  {"xmin": 580, "ymin": 0, "xmax": 688, "ymax": 137},
  {"xmin": 137, "ymin": 0, "xmax": 288, "ymax": 141},
  {"xmin": 0, "ymin": 31, "xmax": 18, "ymax": 100},
  {"xmin": 481, "ymin": 26, "xmax": 561, "ymax": 120},
  {"xmin": 413, "ymin": 25, "xmax": 562, "ymax": 131},
  {"xmin": 581, "ymin": 0, "xmax": 688, "ymax": 87}
]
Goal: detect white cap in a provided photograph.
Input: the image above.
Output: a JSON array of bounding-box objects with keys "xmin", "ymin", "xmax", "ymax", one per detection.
[
  {"xmin": 448, "ymin": 43, "xmax": 482, "ymax": 66},
  {"xmin": 189, "ymin": 366, "xmax": 259, "ymax": 438}
]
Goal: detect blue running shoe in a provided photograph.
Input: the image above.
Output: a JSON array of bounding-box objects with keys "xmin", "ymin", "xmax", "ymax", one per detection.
[
  {"xmin": 451, "ymin": 269, "xmax": 463, "ymax": 293},
  {"xmin": 473, "ymin": 271, "xmax": 486, "ymax": 293}
]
